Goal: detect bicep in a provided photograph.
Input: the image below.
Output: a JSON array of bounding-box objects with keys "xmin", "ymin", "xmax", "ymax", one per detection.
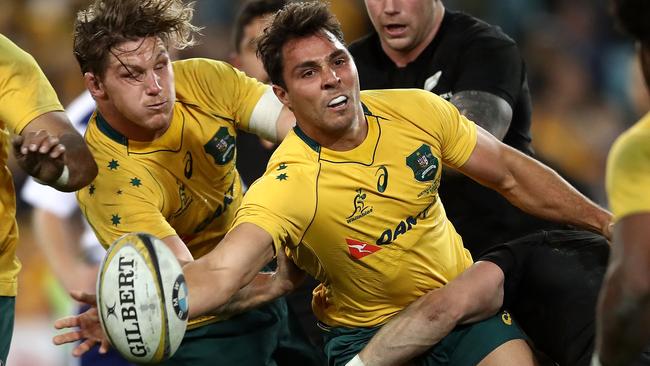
[
  {"xmin": 248, "ymin": 87, "xmax": 292, "ymax": 143},
  {"xmin": 455, "ymin": 125, "xmax": 514, "ymax": 190},
  {"xmin": 450, "ymin": 90, "xmax": 512, "ymax": 140},
  {"xmin": 20, "ymin": 111, "xmax": 82, "ymax": 138}
]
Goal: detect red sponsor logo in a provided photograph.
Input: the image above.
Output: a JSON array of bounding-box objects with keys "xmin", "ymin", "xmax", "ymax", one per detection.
[{"xmin": 346, "ymin": 238, "xmax": 382, "ymax": 259}]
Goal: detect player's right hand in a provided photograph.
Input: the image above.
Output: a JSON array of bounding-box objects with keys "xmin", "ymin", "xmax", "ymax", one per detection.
[
  {"xmin": 52, "ymin": 291, "xmax": 111, "ymax": 357},
  {"xmin": 12, "ymin": 130, "xmax": 66, "ymax": 184}
]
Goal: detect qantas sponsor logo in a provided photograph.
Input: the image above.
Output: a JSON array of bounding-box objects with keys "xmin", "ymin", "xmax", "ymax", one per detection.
[
  {"xmin": 346, "ymin": 238, "xmax": 382, "ymax": 259},
  {"xmin": 376, "ymin": 202, "xmax": 433, "ymax": 245}
]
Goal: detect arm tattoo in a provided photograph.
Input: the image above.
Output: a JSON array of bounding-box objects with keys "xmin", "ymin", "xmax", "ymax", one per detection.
[{"xmin": 450, "ymin": 90, "xmax": 513, "ymax": 141}]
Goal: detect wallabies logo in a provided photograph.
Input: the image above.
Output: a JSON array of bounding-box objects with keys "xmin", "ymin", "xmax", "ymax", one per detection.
[
  {"xmin": 406, "ymin": 144, "xmax": 439, "ymax": 182},
  {"xmin": 204, "ymin": 127, "xmax": 236, "ymax": 165}
]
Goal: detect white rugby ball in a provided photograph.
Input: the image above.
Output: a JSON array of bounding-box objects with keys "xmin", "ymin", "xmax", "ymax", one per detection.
[{"xmin": 97, "ymin": 232, "xmax": 189, "ymax": 364}]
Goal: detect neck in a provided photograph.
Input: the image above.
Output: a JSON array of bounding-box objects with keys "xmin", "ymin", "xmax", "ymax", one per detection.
[
  {"xmin": 299, "ymin": 104, "xmax": 368, "ymax": 151},
  {"xmin": 382, "ymin": 4, "xmax": 445, "ymax": 68},
  {"xmin": 97, "ymin": 104, "xmax": 169, "ymax": 142}
]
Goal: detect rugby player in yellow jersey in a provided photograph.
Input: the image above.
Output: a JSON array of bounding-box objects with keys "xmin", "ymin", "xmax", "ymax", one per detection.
[
  {"xmin": 51, "ymin": 0, "xmax": 321, "ymax": 365},
  {"xmin": 0, "ymin": 34, "xmax": 97, "ymax": 364},
  {"xmin": 55, "ymin": 2, "xmax": 612, "ymax": 365},
  {"xmin": 594, "ymin": 0, "xmax": 650, "ymax": 365}
]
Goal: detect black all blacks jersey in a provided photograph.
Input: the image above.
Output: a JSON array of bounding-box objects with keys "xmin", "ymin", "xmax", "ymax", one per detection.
[{"xmin": 349, "ymin": 10, "xmax": 561, "ymax": 253}]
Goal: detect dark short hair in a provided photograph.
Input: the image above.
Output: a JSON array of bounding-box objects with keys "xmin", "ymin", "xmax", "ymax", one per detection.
[
  {"xmin": 233, "ymin": 0, "xmax": 289, "ymax": 53},
  {"xmin": 73, "ymin": 0, "xmax": 201, "ymax": 77},
  {"xmin": 257, "ymin": 1, "xmax": 344, "ymax": 88},
  {"xmin": 611, "ymin": 0, "xmax": 650, "ymax": 43}
]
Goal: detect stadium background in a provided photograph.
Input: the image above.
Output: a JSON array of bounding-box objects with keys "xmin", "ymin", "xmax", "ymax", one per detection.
[{"xmin": 1, "ymin": 0, "xmax": 645, "ymax": 364}]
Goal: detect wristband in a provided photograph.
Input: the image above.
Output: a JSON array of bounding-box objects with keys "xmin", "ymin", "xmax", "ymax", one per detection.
[
  {"xmin": 35, "ymin": 164, "xmax": 69, "ymax": 188},
  {"xmin": 346, "ymin": 355, "xmax": 366, "ymax": 366},
  {"xmin": 55, "ymin": 164, "xmax": 70, "ymax": 187},
  {"xmin": 591, "ymin": 353, "xmax": 602, "ymax": 366}
]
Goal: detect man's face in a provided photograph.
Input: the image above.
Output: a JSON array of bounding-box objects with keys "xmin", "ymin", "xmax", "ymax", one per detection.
[
  {"xmin": 364, "ymin": 0, "xmax": 437, "ymax": 53},
  {"xmin": 274, "ymin": 31, "xmax": 362, "ymax": 139},
  {"xmin": 233, "ymin": 15, "xmax": 271, "ymax": 83},
  {"xmin": 96, "ymin": 37, "xmax": 175, "ymax": 139}
]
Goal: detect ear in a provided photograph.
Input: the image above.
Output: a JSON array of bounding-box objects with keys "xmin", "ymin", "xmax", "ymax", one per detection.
[
  {"xmin": 272, "ymin": 84, "xmax": 291, "ymax": 110},
  {"xmin": 84, "ymin": 72, "xmax": 105, "ymax": 99}
]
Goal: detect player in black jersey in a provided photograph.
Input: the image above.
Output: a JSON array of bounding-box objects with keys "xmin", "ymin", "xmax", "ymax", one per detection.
[
  {"xmin": 349, "ymin": 0, "xmax": 560, "ymax": 256},
  {"xmin": 354, "ymin": 229, "xmax": 650, "ymax": 366}
]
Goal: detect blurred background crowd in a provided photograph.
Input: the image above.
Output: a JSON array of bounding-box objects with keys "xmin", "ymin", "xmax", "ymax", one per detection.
[{"xmin": 2, "ymin": 0, "xmax": 646, "ymax": 365}]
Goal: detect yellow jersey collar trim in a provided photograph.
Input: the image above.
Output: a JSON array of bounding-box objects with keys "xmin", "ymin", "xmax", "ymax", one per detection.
[{"xmin": 96, "ymin": 112, "xmax": 127, "ymax": 146}]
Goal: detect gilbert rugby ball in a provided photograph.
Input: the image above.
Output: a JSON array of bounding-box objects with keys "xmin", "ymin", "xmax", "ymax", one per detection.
[{"xmin": 97, "ymin": 232, "xmax": 189, "ymax": 364}]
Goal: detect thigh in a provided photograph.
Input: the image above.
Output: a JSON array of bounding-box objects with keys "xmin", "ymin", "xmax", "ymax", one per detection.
[
  {"xmin": 163, "ymin": 299, "xmax": 287, "ymax": 366},
  {"xmin": 0, "ymin": 296, "xmax": 15, "ymax": 365}
]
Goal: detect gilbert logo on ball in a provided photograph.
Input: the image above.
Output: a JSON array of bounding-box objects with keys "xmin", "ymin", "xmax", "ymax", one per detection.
[{"xmin": 97, "ymin": 232, "xmax": 188, "ymax": 364}]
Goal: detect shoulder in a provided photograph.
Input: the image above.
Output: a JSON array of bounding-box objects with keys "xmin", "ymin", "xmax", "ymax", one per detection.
[
  {"xmin": 440, "ymin": 10, "xmax": 516, "ymax": 52},
  {"xmin": 608, "ymin": 117, "xmax": 650, "ymax": 172},
  {"xmin": 361, "ymin": 89, "xmax": 445, "ymax": 115},
  {"xmin": 0, "ymin": 35, "xmax": 37, "ymax": 70}
]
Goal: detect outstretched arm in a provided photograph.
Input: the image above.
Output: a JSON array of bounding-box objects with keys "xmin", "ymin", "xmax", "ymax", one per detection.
[
  {"xmin": 595, "ymin": 213, "xmax": 650, "ymax": 366},
  {"xmin": 355, "ymin": 261, "xmax": 505, "ymax": 366},
  {"xmin": 184, "ymin": 222, "xmax": 277, "ymax": 318},
  {"xmin": 13, "ymin": 110, "xmax": 97, "ymax": 191},
  {"xmin": 53, "ymin": 223, "xmax": 288, "ymax": 356},
  {"xmin": 458, "ymin": 126, "xmax": 612, "ymax": 238},
  {"xmin": 208, "ymin": 247, "xmax": 305, "ymax": 318}
]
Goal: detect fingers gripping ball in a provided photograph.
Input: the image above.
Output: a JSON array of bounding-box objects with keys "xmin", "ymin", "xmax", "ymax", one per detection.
[{"xmin": 97, "ymin": 232, "xmax": 189, "ymax": 363}]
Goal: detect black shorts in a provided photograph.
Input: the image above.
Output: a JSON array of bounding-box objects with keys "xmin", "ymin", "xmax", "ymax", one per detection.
[{"xmin": 479, "ymin": 230, "xmax": 609, "ymax": 366}]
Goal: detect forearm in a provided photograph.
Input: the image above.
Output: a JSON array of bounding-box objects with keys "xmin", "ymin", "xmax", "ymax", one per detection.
[
  {"xmin": 596, "ymin": 218, "xmax": 650, "ymax": 366},
  {"xmin": 184, "ymin": 223, "xmax": 276, "ymax": 319},
  {"xmin": 359, "ymin": 262, "xmax": 504, "ymax": 366},
  {"xmin": 208, "ymin": 272, "xmax": 289, "ymax": 318},
  {"xmin": 57, "ymin": 132, "xmax": 97, "ymax": 191},
  {"xmin": 596, "ymin": 265, "xmax": 650, "ymax": 365},
  {"xmin": 359, "ymin": 290, "xmax": 458, "ymax": 366},
  {"xmin": 499, "ymin": 148, "xmax": 611, "ymax": 235}
]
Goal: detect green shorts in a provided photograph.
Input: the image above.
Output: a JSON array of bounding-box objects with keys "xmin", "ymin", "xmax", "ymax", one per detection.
[
  {"xmin": 0, "ymin": 296, "xmax": 15, "ymax": 365},
  {"xmin": 321, "ymin": 310, "xmax": 526, "ymax": 366},
  {"xmin": 162, "ymin": 297, "xmax": 323, "ymax": 366}
]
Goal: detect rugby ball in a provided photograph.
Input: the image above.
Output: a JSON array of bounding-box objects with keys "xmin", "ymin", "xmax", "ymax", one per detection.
[{"xmin": 97, "ymin": 232, "xmax": 189, "ymax": 364}]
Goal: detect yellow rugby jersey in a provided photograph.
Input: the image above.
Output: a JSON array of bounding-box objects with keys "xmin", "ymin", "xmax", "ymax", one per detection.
[
  {"xmin": 606, "ymin": 113, "xmax": 650, "ymax": 221},
  {"xmin": 233, "ymin": 89, "xmax": 476, "ymax": 327},
  {"xmin": 79, "ymin": 58, "xmax": 266, "ymax": 254},
  {"xmin": 0, "ymin": 35, "xmax": 63, "ymax": 296}
]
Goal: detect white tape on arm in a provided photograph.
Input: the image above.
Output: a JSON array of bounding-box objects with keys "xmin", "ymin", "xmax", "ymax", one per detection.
[
  {"xmin": 249, "ymin": 86, "xmax": 282, "ymax": 143},
  {"xmin": 345, "ymin": 355, "xmax": 366, "ymax": 366},
  {"xmin": 34, "ymin": 164, "xmax": 70, "ymax": 188},
  {"xmin": 55, "ymin": 164, "xmax": 70, "ymax": 187}
]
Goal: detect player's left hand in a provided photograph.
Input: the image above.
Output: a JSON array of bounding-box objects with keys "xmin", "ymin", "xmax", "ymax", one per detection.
[
  {"xmin": 52, "ymin": 291, "xmax": 111, "ymax": 357},
  {"xmin": 12, "ymin": 130, "xmax": 66, "ymax": 184}
]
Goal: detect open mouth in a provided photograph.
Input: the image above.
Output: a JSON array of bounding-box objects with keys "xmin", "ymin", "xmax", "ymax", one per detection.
[
  {"xmin": 327, "ymin": 95, "xmax": 348, "ymax": 109},
  {"xmin": 385, "ymin": 24, "xmax": 407, "ymax": 36}
]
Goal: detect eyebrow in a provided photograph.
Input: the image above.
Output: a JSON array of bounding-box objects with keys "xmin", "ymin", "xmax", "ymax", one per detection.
[
  {"xmin": 292, "ymin": 49, "xmax": 348, "ymax": 73},
  {"xmin": 114, "ymin": 48, "xmax": 169, "ymax": 72}
]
